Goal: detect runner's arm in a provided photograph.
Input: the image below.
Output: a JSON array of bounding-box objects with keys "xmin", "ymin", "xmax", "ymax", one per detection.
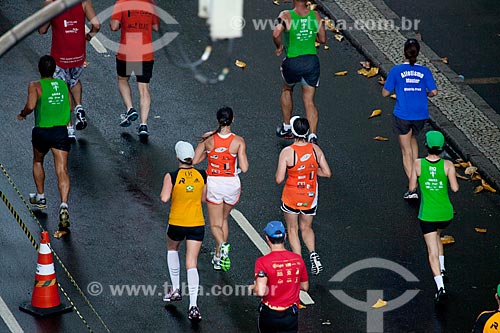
[
  {"xmin": 19, "ymin": 82, "xmax": 38, "ymax": 120},
  {"xmin": 273, "ymin": 11, "xmax": 288, "ymax": 56},
  {"xmin": 315, "ymin": 11, "xmax": 326, "ymax": 43},
  {"xmin": 160, "ymin": 173, "xmax": 173, "ymax": 203},
  {"xmin": 193, "ymin": 141, "xmax": 207, "ymax": 165},
  {"xmin": 300, "ymin": 281, "xmax": 309, "ymax": 292},
  {"xmin": 83, "ymin": 0, "xmax": 101, "ymax": 40},
  {"xmin": 38, "ymin": 0, "xmax": 53, "ymax": 34},
  {"xmin": 427, "ymin": 89, "xmax": 438, "ymax": 97},
  {"xmin": 237, "ymin": 139, "xmax": 249, "ymax": 173},
  {"xmin": 275, "ymin": 148, "xmax": 290, "ymax": 184},
  {"xmin": 381, "ymin": 88, "xmax": 391, "ymax": 97},
  {"xmin": 315, "ymin": 147, "xmax": 331, "ymax": 178},
  {"xmin": 110, "ymin": 20, "xmax": 121, "ymax": 31},
  {"xmin": 445, "ymin": 160, "xmax": 459, "ymax": 192}
]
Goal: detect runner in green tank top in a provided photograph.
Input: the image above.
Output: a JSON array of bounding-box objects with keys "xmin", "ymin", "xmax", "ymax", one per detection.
[
  {"xmin": 18, "ymin": 55, "xmax": 72, "ymax": 239},
  {"xmin": 409, "ymin": 131, "xmax": 459, "ymax": 305},
  {"xmin": 35, "ymin": 78, "xmax": 70, "ymax": 128},
  {"xmin": 273, "ymin": 0, "xmax": 326, "ymax": 144}
]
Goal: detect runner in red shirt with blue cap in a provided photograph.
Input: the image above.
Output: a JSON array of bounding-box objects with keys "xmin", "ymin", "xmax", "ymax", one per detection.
[{"xmin": 253, "ymin": 221, "xmax": 309, "ymax": 333}]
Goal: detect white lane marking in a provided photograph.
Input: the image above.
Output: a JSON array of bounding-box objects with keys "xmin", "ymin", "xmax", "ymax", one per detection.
[
  {"xmin": 85, "ymin": 25, "xmax": 108, "ymax": 54},
  {"xmin": 0, "ymin": 296, "xmax": 24, "ymax": 333},
  {"xmin": 230, "ymin": 209, "xmax": 315, "ymax": 305}
]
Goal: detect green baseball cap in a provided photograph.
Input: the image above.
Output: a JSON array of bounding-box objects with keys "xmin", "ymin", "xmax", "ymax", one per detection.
[
  {"xmin": 497, "ymin": 283, "xmax": 500, "ymax": 296},
  {"xmin": 426, "ymin": 131, "xmax": 445, "ymax": 150}
]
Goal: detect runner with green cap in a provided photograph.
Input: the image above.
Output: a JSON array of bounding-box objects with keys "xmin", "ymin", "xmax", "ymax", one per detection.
[{"xmin": 409, "ymin": 130, "xmax": 459, "ymax": 305}]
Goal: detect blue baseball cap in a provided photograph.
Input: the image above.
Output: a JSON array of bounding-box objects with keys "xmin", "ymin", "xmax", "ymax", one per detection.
[{"xmin": 264, "ymin": 221, "xmax": 286, "ymax": 238}]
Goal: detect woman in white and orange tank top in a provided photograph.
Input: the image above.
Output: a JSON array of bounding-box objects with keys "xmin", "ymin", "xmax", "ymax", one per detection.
[
  {"xmin": 193, "ymin": 107, "xmax": 249, "ymax": 272},
  {"xmin": 275, "ymin": 116, "xmax": 331, "ymax": 276}
]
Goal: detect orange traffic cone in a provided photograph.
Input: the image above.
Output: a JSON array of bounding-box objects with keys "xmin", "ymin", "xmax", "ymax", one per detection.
[{"xmin": 19, "ymin": 231, "xmax": 72, "ymax": 317}]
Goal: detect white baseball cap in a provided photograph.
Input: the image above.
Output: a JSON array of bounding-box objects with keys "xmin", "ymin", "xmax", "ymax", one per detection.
[{"xmin": 175, "ymin": 141, "xmax": 194, "ymax": 163}]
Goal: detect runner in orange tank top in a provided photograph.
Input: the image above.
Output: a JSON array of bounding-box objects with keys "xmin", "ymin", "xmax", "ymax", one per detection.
[
  {"xmin": 276, "ymin": 117, "xmax": 331, "ymax": 275},
  {"xmin": 194, "ymin": 107, "xmax": 249, "ymax": 272}
]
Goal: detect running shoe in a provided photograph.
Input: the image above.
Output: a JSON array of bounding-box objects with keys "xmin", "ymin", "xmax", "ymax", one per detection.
[
  {"xmin": 163, "ymin": 288, "xmax": 182, "ymax": 302},
  {"xmin": 74, "ymin": 105, "xmax": 87, "ymax": 130},
  {"xmin": 119, "ymin": 108, "xmax": 138, "ymax": 127},
  {"xmin": 309, "ymin": 251, "xmax": 323, "ymax": 276},
  {"xmin": 188, "ymin": 306, "xmax": 202, "ymax": 321},
  {"xmin": 276, "ymin": 124, "xmax": 293, "ymax": 139},
  {"xmin": 441, "ymin": 270, "xmax": 449, "ymax": 283},
  {"xmin": 403, "ymin": 189, "xmax": 419, "ymax": 200},
  {"xmin": 220, "ymin": 242, "xmax": 231, "ymax": 272},
  {"xmin": 59, "ymin": 206, "xmax": 70, "ymax": 228},
  {"xmin": 29, "ymin": 193, "xmax": 47, "ymax": 209},
  {"xmin": 67, "ymin": 126, "xmax": 76, "ymax": 140},
  {"xmin": 434, "ymin": 287, "xmax": 447, "ymax": 305},
  {"xmin": 308, "ymin": 134, "xmax": 318, "ymax": 145},
  {"xmin": 211, "ymin": 255, "xmax": 222, "ymax": 271},
  {"xmin": 138, "ymin": 124, "xmax": 149, "ymax": 138}
]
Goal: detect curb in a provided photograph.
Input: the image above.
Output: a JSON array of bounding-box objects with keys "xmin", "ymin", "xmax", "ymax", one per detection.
[{"xmin": 316, "ymin": 0, "xmax": 500, "ymax": 191}]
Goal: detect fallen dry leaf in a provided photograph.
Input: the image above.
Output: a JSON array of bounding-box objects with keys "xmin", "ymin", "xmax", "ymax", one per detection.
[
  {"xmin": 324, "ymin": 45, "xmax": 330, "ymax": 50},
  {"xmin": 441, "ymin": 57, "xmax": 449, "ymax": 64},
  {"xmin": 465, "ymin": 166, "xmax": 478, "ymax": 175},
  {"xmin": 334, "ymin": 71, "xmax": 348, "ymax": 76},
  {"xmin": 474, "ymin": 228, "xmax": 487, "ymax": 233},
  {"xmin": 474, "ymin": 185, "xmax": 484, "ymax": 194},
  {"xmin": 368, "ymin": 109, "xmax": 382, "ymax": 119},
  {"xmin": 366, "ymin": 67, "xmax": 379, "ymax": 78},
  {"xmin": 298, "ymin": 304, "xmax": 306, "ymax": 309},
  {"xmin": 454, "ymin": 162, "xmax": 469, "ymax": 168},
  {"xmin": 373, "ymin": 136, "xmax": 389, "ymax": 141},
  {"xmin": 481, "ymin": 179, "xmax": 497, "ymax": 193},
  {"xmin": 377, "ymin": 77, "xmax": 386, "ymax": 85},
  {"xmin": 307, "ymin": 2, "xmax": 317, "ymax": 10},
  {"xmin": 357, "ymin": 68, "xmax": 369, "ymax": 76},
  {"xmin": 83, "ymin": 60, "xmax": 89, "ymax": 68},
  {"xmin": 273, "ymin": 0, "xmax": 280, "ymax": 5},
  {"xmin": 441, "ymin": 235, "xmax": 455, "ymax": 245},
  {"xmin": 53, "ymin": 229, "xmax": 70, "ymax": 239},
  {"xmin": 315, "ymin": 41, "xmax": 321, "ymax": 48},
  {"xmin": 390, "ymin": 94, "xmax": 397, "ymax": 100},
  {"xmin": 456, "ymin": 174, "xmax": 468, "ymax": 180},
  {"xmin": 334, "ymin": 34, "xmax": 344, "ymax": 42},
  {"xmin": 235, "ymin": 60, "xmax": 247, "ymax": 69},
  {"xmin": 471, "ymin": 173, "xmax": 482, "ymax": 181},
  {"xmin": 322, "ymin": 320, "xmax": 331, "ymax": 326},
  {"xmin": 360, "ymin": 61, "xmax": 371, "ymax": 69},
  {"xmin": 323, "ymin": 19, "xmax": 339, "ymax": 32},
  {"xmin": 372, "ymin": 299, "xmax": 388, "ymax": 309}
]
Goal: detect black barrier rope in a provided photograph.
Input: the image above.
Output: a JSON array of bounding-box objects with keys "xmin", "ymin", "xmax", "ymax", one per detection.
[{"xmin": 0, "ymin": 164, "xmax": 110, "ymax": 333}]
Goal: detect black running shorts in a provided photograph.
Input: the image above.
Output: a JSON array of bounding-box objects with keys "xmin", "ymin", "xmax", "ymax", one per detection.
[
  {"xmin": 116, "ymin": 58, "xmax": 154, "ymax": 83},
  {"xmin": 32, "ymin": 126, "xmax": 71, "ymax": 154},
  {"xmin": 419, "ymin": 219, "xmax": 451, "ymax": 235},
  {"xmin": 392, "ymin": 115, "xmax": 427, "ymax": 136},
  {"xmin": 167, "ymin": 225, "xmax": 204, "ymax": 242},
  {"xmin": 258, "ymin": 303, "xmax": 298, "ymax": 333},
  {"xmin": 281, "ymin": 54, "xmax": 320, "ymax": 87}
]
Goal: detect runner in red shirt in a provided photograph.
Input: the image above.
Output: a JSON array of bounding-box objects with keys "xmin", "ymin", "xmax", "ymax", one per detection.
[
  {"xmin": 110, "ymin": 0, "xmax": 159, "ymax": 139},
  {"xmin": 276, "ymin": 116, "xmax": 331, "ymax": 276},
  {"xmin": 38, "ymin": 0, "xmax": 101, "ymax": 139},
  {"xmin": 253, "ymin": 221, "xmax": 309, "ymax": 333}
]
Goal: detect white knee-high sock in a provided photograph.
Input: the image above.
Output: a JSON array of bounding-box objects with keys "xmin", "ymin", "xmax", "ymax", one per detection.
[
  {"xmin": 439, "ymin": 256, "xmax": 445, "ymax": 272},
  {"xmin": 187, "ymin": 268, "xmax": 199, "ymax": 308},
  {"xmin": 167, "ymin": 251, "xmax": 180, "ymax": 290}
]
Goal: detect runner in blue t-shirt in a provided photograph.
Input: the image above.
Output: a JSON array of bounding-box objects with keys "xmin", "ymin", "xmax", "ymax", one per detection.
[{"xmin": 382, "ymin": 39, "xmax": 438, "ymax": 200}]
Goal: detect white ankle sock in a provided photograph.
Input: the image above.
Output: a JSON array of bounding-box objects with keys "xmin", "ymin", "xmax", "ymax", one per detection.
[
  {"xmin": 167, "ymin": 251, "xmax": 180, "ymax": 290},
  {"xmin": 283, "ymin": 123, "xmax": 291, "ymax": 130},
  {"xmin": 36, "ymin": 193, "xmax": 45, "ymax": 200},
  {"xmin": 60, "ymin": 202, "xmax": 68, "ymax": 209},
  {"xmin": 187, "ymin": 268, "xmax": 199, "ymax": 308},
  {"xmin": 434, "ymin": 275, "xmax": 444, "ymax": 290}
]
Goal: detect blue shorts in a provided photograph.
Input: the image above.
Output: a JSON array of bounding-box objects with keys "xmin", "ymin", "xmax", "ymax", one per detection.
[{"xmin": 281, "ymin": 54, "xmax": 320, "ymax": 87}]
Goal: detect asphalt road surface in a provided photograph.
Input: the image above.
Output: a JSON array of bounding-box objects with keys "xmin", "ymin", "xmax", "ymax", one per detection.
[{"xmin": 0, "ymin": 1, "xmax": 499, "ymax": 332}]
